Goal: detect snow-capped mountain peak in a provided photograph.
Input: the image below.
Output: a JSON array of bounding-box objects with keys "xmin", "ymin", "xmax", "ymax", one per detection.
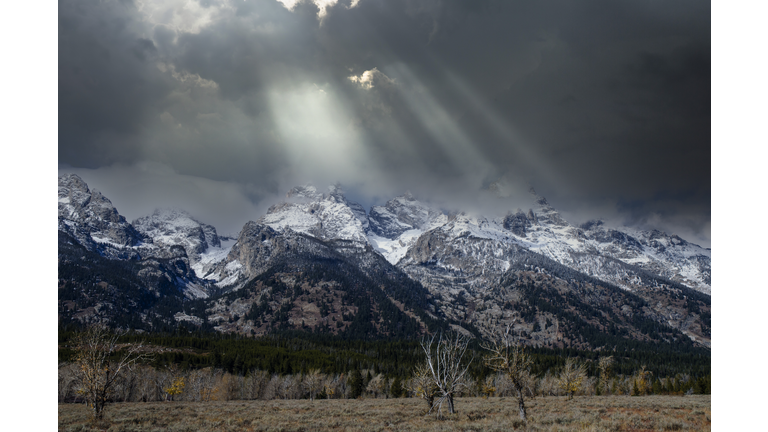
[
  {"xmin": 258, "ymin": 183, "xmax": 368, "ymax": 243},
  {"xmin": 286, "ymin": 184, "xmax": 323, "ymax": 200},
  {"xmin": 58, "ymin": 173, "xmax": 145, "ymax": 253}
]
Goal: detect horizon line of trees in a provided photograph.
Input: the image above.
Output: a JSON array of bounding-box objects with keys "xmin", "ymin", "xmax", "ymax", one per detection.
[
  {"xmin": 59, "ymin": 359, "xmax": 710, "ymax": 404},
  {"xmin": 58, "ymin": 324, "xmax": 710, "ymax": 421}
]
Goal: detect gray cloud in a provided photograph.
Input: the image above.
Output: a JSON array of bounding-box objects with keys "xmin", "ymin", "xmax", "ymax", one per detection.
[{"xmin": 58, "ymin": 0, "xmax": 710, "ymax": 246}]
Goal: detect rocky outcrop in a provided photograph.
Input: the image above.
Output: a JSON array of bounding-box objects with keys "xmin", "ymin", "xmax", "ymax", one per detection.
[
  {"xmin": 503, "ymin": 209, "xmax": 534, "ymax": 237},
  {"xmin": 368, "ymin": 192, "xmax": 441, "ymax": 239},
  {"xmin": 132, "ymin": 208, "xmax": 221, "ymax": 264},
  {"xmin": 58, "ymin": 174, "xmax": 145, "ymax": 258}
]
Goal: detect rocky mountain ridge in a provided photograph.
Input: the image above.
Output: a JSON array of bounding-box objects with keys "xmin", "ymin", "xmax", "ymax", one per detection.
[{"xmin": 57, "ymin": 174, "xmax": 710, "ymax": 350}]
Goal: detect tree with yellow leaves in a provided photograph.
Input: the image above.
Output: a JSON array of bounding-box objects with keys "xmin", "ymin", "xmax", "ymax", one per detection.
[
  {"xmin": 408, "ymin": 363, "xmax": 439, "ymax": 411},
  {"xmin": 633, "ymin": 365, "xmax": 652, "ymax": 396},
  {"xmin": 164, "ymin": 376, "xmax": 185, "ymax": 401},
  {"xmin": 481, "ymin": 376, "xmax": 497, "ymax": 398},
  {"xmin": 72, "ymin": 325, "xmax": 150, "ymax": 420},
  {"xmin": 557, "ymin": 357, "xmax": 587, "ymax": 400}
]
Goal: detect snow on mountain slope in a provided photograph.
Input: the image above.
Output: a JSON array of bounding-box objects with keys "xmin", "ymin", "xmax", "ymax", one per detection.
[
  {"xmin": 58, "ymin": 173, "xmax": 145, "ymax": 257},
  {"xmin": 193, "ymin": 237, "xmax": 237, "ymax": 281},
  {"xmin": 386, "ymin": 187, "xmax": 710, "ymax": 295},
  {"xmin": 366, "ymin": 193, "xmax": 447, "ymax": 264},
  {"xmin": 258, "ymin": 184, "xmax": 368, "ymax": 243},
  {"xmin": 208, "ymin": 221, "xmax": 346, "ymax": 291},
  {"xmin": 58, "ymin": 174, "xmax": 219, "ymax": 299},
  {"xmin": 132, "ymin": 208, "xmax": 224, "ymax": 277},
  {"xmin": 496, "ymin": 190, "xmax": 712, "ymax": 294}
]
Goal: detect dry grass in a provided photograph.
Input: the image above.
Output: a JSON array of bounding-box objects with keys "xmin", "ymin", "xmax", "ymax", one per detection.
[{"xmin": 58, "ymin": 395, "xmax": 710, "ymax": 431}]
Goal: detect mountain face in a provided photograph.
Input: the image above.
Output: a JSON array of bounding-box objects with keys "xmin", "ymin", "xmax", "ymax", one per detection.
[
  {"xmin": 515, "ymin": 190, "xmax": 711, "ymax": 295},
  {"xmin": 257, "ymin": 185, "xmax": 368, "ymax": 244},
  {"xmin": 366, "ymin": 193, "xmax": 448, "ymax": 264},
  {"xmin": 58, "ymin": 174, "xmax": 217, "ymax": 305},
  {"xmin": 57, "ymin": 175, "xmax": 710, "ymax": 351},
  {"xmin": 58, "ymin": 174, "xmax": 145, "ymax": 258},
  {"xmin": 131, "ymin": 208, "xmax": 234, "ymax": 280}
]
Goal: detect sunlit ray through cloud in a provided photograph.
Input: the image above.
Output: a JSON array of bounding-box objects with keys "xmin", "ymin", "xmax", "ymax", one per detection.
[
  {"xmin": 443, "ymin": 71, "xmax": 566, "ymax": 192},
  {"xmin": 268, "ymin": 80, "xmax": 372, "ymax": 187},
  {"xmin": 384, "ymin": 63, "xmax": 494, "ymax": 189}
]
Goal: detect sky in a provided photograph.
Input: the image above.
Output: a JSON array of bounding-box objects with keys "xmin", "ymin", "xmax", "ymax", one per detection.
[{"xmin": 57, "ymin": 0, "xmax": 710, "ymax": 246}]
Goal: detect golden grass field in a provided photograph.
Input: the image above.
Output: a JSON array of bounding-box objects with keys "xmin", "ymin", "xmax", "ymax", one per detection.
[{"xmin": 58, "ymin": 395, "xmax": 710, "ymax": 431}]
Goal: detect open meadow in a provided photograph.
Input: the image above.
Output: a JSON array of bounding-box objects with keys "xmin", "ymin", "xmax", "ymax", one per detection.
[{"xmin": 58, "ymin": 395, "xmax": 710, "ymax": 432}]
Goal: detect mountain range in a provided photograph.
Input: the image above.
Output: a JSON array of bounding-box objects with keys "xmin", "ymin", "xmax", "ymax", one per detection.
[{"xmin": 58, "ymin": 174, "xmax": 710, "ymax": 351}]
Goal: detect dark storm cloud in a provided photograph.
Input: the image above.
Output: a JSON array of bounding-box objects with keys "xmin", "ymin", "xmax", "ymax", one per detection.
[
  {"xmin": 59, "ymin": 0, "xmax": 170, "ymax": 166},
  {"xmin": 58, "ymin": 0, "xmax": 710, "ymax": 246}
]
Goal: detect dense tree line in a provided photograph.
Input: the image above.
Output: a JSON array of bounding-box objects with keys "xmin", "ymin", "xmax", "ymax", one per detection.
[{"xmin": 59, "ymin": 325, "xmax": 709, "ymax": 386}]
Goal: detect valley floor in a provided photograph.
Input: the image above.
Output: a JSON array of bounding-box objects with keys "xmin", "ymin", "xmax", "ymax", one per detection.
[{"xmin": 58, "ymin": 395, "xmax": 711, "ymax": 431}]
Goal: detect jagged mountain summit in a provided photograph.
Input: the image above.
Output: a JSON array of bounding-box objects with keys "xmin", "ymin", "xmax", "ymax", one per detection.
[
  {"xmin": 509, "ymin": 189, "xmax": 711, "ymax": 295},
  {"xmin": 58, "ymin": 173, "xmax": 145, "ymax": 258},
  {"xmin": 258, "ymin": 184, "xmax": 368, "ymax": 244},
  {"xmin": 58, "ymin": 174, "xmax": 216, "ymax": 301}
]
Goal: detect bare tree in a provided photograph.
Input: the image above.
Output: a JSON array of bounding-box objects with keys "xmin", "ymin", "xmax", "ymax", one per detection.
[
  {"xmin": 597, "ymin": 356, "xmax": 614, "ymax": 395},
  {"xmin": 187, "ymin": 368, "xmax": 222, "ymax": 401},
  {"xmin": 557, "ymin": 357, "xmax": 587, "ymax": 400},
  {"xmin": 245, "ymin": 370, "xmax": 270, "ymax": 400},
  {"xmin": 323, "ymin": 374, "xmax": 341, "ymax": 399},
  {"xmin": 58, "ymin": 363, "xmax": 79, "ymax": 403},
  {"xmin": 366, "ymin": 374, "xmax": 386, "ymax": 398},
  {"xmin": 303, "ymin": 369, "xmax": 325, "ymax": 401},
  {"xmin": 134, "ymin": 365, "xmax": 161, "ymax": 401},
  {"xmin": 72, "ymin": 325, "xmax": 150, "ymax": 420},
  {"xmin": 538, "ymin": 371, "xmax": 559, "ymax": 396},
  {"xmin": 481, "ymin": 324, "xmax": 534, "ymax": 421},
  {"xmin": 420, "ymin": 331, "xmax": 474, "ymax": 415}
]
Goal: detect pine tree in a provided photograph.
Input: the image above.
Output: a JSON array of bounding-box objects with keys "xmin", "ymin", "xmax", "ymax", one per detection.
[
  {"xmin": 652, "ymin": 377, "xmax": 662, "ymax": 395},
  {"xmin": 390, "ymin": 376, "xmax": 404, "ymax": 398},
  {"xmin": 348, "ymin": 369, "xmax": 363, "ymax": 399}
]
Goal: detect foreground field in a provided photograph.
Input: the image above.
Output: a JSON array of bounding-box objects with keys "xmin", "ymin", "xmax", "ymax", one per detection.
[{"xmin": 58, "ymin": 395, "xmax": 710, "ymax": 431}]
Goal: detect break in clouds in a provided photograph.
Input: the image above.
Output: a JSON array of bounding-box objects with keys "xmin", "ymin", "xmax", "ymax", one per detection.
[{"xmin": 59, "ymin": 0, "xmax": 710, "ymax": 246}]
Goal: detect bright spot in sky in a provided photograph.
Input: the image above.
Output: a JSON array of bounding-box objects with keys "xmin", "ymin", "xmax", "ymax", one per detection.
[
  {"xmin": 275, "ymin": 0, "xmax": 355, "ymax": 19},
  {"xmin": 268, "ymin": 82, "xmax": 369, "ymax": 183}
]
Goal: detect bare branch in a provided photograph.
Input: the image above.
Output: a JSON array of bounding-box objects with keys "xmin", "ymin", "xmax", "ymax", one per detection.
[{"xmin": 420, "ymin": 331, "xmax": 474, "ymax": 415}]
